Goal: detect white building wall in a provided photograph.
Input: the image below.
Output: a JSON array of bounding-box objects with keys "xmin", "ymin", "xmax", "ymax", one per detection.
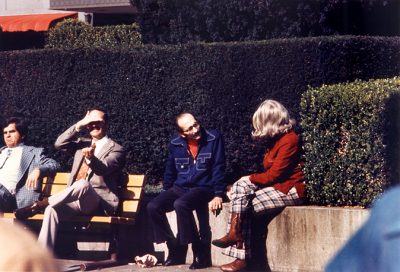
[{"xmin": 0, "ymin": 0, "xmax": 65, "ymax": 16}]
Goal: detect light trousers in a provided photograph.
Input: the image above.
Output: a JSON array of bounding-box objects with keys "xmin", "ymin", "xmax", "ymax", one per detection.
[{"xmin": 38, "ymin": 179, "xmax": 101, "ymax": 249}]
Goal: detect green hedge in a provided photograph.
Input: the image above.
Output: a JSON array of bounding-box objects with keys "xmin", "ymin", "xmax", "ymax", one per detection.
[
  {"xmin": 0, "ymin": 31, "xmax": 46, "ymax": 51},
  {"xmin": 46, "ymin": 19, "xmax": 142, "ymax": 49},
  {"xmin": 0, "ymin": 36, "xmax": 400, "ymax": 198},
  {"xmin": 134, "ymin": 0, "xmax": 400, "ymax": 44},
  {"xmin": 301, "ymin": 77, "xmax": 400, "ymax": 207}
]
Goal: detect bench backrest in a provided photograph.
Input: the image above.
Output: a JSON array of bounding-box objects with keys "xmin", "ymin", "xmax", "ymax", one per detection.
[{"xmin": 42, "ymin": 172, "xmax": 146, "ymax": 218}]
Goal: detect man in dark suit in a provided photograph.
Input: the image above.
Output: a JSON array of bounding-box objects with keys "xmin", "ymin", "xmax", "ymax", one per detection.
[
  {"xmin": 0, "ymin": 117, "xmax": 59, "ymax": 211},
  {"xmin": 15, "ymin": 109, "xmax": 126, "ymax": 249}
]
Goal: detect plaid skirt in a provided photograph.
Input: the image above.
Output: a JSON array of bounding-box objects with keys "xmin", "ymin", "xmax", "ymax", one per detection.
[{"xmin": 222, "ymin": 179, "xmax": 303, "ymax": 260}]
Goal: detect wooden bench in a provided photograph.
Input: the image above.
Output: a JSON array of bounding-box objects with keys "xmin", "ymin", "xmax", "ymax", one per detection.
[{"xmin": 0, "ymin": 172, "xmax": 146, "ymax": 260}]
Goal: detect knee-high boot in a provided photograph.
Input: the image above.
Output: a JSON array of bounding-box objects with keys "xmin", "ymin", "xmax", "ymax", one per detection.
[{"xmin": 212, "ymin": 213, "xmax": 243, "ymax": 249}]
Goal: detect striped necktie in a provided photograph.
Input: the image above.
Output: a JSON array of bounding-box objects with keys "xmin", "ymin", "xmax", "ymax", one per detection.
[
  {"xmin": 75, "ymin": 159, "xmax": 90, "ymax": 181},
  {"xmin": 75, "ymin": 143, "xmax": 96, "ymax": 181}
]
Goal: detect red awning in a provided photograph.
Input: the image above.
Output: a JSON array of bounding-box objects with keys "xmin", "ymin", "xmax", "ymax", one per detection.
[{"xmin": 0, "ymin": 12, "xmax": 77, "ymax": 32}]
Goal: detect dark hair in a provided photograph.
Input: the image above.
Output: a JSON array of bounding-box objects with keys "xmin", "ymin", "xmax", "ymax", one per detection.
[{"xmin": 4, "ymin": 117, "xmax": 28, "ymax": 138}]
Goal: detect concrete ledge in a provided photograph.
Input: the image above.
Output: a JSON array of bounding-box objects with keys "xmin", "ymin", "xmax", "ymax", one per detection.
[
  {"xmin": 265, "ymin": 206, "xmax": 369, "ymax": 272},
  {"xmin": 160, "ymin": 204, "xmax": 369, "ymax": 272},
  {"xmin": 1, "ymin": 203, "xmax": 369, "ymax": 271}
]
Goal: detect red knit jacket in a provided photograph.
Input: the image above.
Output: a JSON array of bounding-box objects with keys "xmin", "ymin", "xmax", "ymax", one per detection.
[{"xmin": 249, "ymin": 130, "xmax": 305, "ymax": 198}]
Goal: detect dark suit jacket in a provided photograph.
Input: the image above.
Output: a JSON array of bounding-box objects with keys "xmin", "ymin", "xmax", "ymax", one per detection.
[
  {"xmin": 54, "ymin": 125, "xmax": 126, "ymax": 215},
  {"xmin": 0, "ymin": 145, "xmax": 59, "ymax": 209}
]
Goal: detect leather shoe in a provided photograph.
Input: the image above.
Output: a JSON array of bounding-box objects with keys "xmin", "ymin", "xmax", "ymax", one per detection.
[
  {"xmin": 163, "ymin": 244, "xmax": 187, "ymax": 266},
  {"xmin": 189, "ymin": 258, "xmax": 211, "ymax": 269},
  {"xmin": 212, "ymin": 213, "xmax": 244, "ymax": 249},
  {"xmin": 189, "ymin": 241, "xmax": 211, "ymax": 269},
  {"xmin": 14, "ymin": 198, "xmax": 49, "ymax": 220},
  {"xmin": 163, "ymin": 258, "xmax": 185, "ymax": 266},
  {"xmin": 220, "ymin": 259, "xmax": 247, "ymax": 272}
]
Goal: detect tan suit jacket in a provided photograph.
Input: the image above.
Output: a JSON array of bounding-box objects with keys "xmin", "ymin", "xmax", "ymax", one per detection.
[{"xmin": 54, "ymin": 125, "xmax": 126, "ymax": 215}]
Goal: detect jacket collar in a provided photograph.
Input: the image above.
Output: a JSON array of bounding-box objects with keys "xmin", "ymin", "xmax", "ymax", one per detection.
[
  {"xmin": 171, "ymin": 128, "xmax": 216, "ymax": 146},
  {"xmin": 96, "ymin": 138, "xmax": 114, "ymax": 160}
]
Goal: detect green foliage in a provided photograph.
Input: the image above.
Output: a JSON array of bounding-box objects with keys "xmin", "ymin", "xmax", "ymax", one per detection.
[
  {"xmin": 134, "ymin": 0, "xmax": 400, "ymax": 44},
  {"xmin": 144, "ymin": 183, "xmax": 163, "ymax": 195},
  {"xmin": 301, "ymin": 77, "xmax": 400, "ymax": 207},
  {"xmin": 46, "ymin": 19, "xmax": 142, "ymax": 49},
  {"xmin": 0, "ymin": 31, "xmax": 46, "ymax": 51},
  {"xmin": 0, "ymin": 36, "xmax": 400, "ymax": 206}
]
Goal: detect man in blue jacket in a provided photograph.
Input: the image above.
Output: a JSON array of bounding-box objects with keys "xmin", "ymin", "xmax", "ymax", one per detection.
[{"xmin": 147, "ymin": 112, "xmax": 226, "ymax": 269}]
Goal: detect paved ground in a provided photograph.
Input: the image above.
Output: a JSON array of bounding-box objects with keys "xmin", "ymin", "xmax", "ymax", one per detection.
[{"xmin": 59, "ymin": 259, "xmax": 222, "ymax": 272}]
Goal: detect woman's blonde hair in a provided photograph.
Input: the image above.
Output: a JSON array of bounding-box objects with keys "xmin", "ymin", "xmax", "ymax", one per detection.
[{"xmin": 251, "ymin": 99, "xmax": 295, "ymax": 139}]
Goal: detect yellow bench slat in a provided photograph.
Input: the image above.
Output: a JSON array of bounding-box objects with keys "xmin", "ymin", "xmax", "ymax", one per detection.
[
  {"xmin": 1, "ymin": 213, "xmax": 136, "ymax": 225},
  {"xmin": 127, "ymin": 175, "xmax": 146, "ymax": 187},
  {"xmin": 45, "ymin": 186, "xmax": 143, "ymax": 202},
  {"xmin": 119, "ymin": 187, "xmax": 143, "ymax": 200},
  {"xmin": 121, "ymin": 200, "xmax": 139, "ymax": 215},
  {"xmin": 10, "ymin": 173, "xmax": 145, "ymax": 225},
  {"xmin": 51, "ymin": 172, "xmax": 69, "ymax": 184}
]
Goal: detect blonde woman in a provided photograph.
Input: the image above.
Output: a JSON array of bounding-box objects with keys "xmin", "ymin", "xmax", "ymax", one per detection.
[{"xmin": 212, "ymin": 100, "xmax": 305, "ymax": 272}]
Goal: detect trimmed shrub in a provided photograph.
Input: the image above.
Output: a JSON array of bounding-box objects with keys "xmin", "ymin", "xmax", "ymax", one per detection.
[
  {"xmin": 0, "ymin": 36, "xmax": 399, "ymax": 201},
  {"xmin": 134, "ymin": 0, "xmax": 400, "ymax": 44},
  {"xmin": 301, "ymin": 77, "xmax": 400, "ymax": 207},
  {"xmin": 46, "ymin": 19, "xmax": 142, "ymax": 49},
  {"xmin": 0, "ymin": 31, "xmax": 46, "ymax": 51}
]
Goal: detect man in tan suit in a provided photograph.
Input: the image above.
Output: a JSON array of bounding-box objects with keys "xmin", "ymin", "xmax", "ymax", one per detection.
[{"xmin": 15, "ymin": 109, "xmax": 126, "ymax": 249}]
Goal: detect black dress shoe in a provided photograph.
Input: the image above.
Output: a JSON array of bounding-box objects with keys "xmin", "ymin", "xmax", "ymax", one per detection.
[
  {"xmin": 14, "ymin": 198, "xmax": 49, "ymax": 220},
  {"xmin": 163, "ymin": 258, "xmax": 174, "ymax": 266},
  {"xmin": 163, "ymin": 257, "xmax": 186, "ymax": 266},
  {"xmin": 189, "ymin": 258, "xmax": 211, "ymax": 269},
  {"xmin": 163, "ymin": 244, "xmax": 188, "ymax": 266},
  {"xmin": 189, "ymin": 241, "xmax": 212, "ymax": 269}
]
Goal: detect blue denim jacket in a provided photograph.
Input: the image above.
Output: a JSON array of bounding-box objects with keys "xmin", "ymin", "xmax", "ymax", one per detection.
[
  {"xmin": 163, "ymin": 128, "xmax": 226, "ymax": 197},
  {"xmin": 325, "ymin": 186, "xmax": 400, "ymax": 272}
]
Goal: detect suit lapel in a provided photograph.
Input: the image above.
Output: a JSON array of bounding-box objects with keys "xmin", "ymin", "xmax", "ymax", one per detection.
[
  {"xmin": 18, "ymin": 146, "xmax": 34, "ymax": 183},
  {"xmin": 86, "ymin": 139, "xmax": 113, "ymax": 179},
  {"xmin": 96, "ymin": 139, "xmax": 114, "ymax": 161},
  {"xmin": 72, "ymin": 149, "xmax": 85, "ymax": 176}
]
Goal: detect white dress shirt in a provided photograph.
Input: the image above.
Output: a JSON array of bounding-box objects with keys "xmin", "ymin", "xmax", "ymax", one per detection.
[{"xmin": 0, "ymin": 145, "xmax": 24, "ymax": 195}]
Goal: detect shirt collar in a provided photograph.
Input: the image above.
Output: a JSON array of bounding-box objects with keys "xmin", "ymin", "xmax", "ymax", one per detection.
[
  {"xmin": 5, "ymin": 143, "xmax": 24, "ymax": 150},
  {"xmin": 92, "ymin": 136, "xmax": 109, "ymax": 154}
]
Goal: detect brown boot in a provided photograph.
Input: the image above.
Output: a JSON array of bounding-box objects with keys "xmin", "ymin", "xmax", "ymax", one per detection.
[
  {"xmin": 212, "ymin": 213, "xmax": 243, "ymax": 249},
  {"xmin": 220, "ymin": 259, "xmax": 246, "ymax": 272},
  {"xmin": 14, "ymin": 198, "xmax": 49, "ymax": 220}
]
